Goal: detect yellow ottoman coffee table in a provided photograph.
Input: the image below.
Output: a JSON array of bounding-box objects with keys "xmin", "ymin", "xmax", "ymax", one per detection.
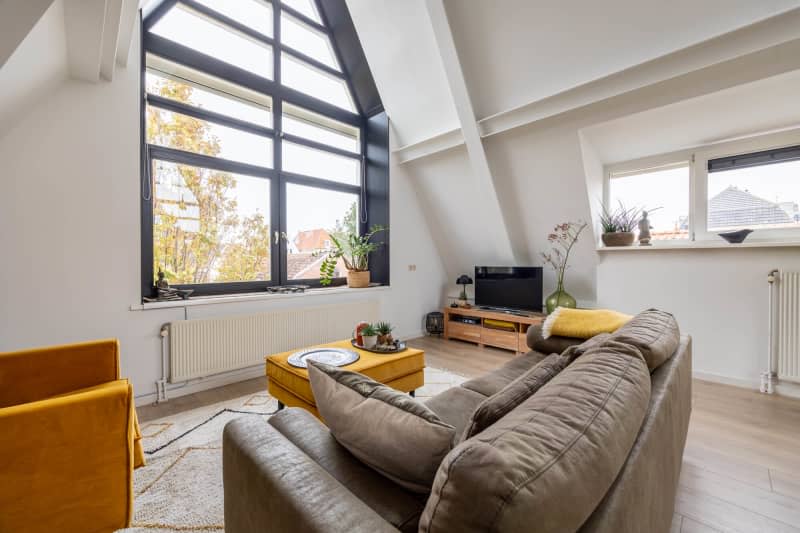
[{"xmin": 266, "ymin": 340, "xmax": 425, "ymax": 419}]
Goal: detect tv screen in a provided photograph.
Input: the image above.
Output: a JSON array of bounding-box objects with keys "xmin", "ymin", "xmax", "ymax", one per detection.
[{"xmin": 474, "ymin": 266, "xmax": 543, "ymax": 312}]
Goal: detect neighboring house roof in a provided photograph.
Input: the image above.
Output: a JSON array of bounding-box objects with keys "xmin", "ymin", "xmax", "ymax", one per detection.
[
  {"xmin": 286, "ymin": 252, "xmax": 345, "ymax": 280},
  {"xmin": 708, "ymin": 186, "xmax": 794, "ymax": 228},
  {"xmin": 294, "ymin": 229, "xmax": 332, "ymax": 253}
]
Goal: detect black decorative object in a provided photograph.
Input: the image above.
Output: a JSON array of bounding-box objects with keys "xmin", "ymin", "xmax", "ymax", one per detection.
[
  {"xmin": 718, "ymin": 229, "xmax": 753, "ymax": 244},
  {"xmin": 266, "ymin": 285, "xmax": 311, "ymax": 294},
  {"xmin": 425, "ymin": 312, "xmax": 444, "ymax": 336},
  {"xmin": 456, "ymin": 275, "xmax": 473, "ymax": 302}
]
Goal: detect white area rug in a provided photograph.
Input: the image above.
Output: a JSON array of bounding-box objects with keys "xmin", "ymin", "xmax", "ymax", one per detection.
[{"xmin": 119, "ymin": 367, "xmax": 466, "ymax": 532}]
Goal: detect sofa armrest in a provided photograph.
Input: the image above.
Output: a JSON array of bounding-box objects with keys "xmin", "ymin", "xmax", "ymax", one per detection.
[
  {"xmin": 0, "ymin": 379, "xmax": 135, "ymax": 532},
  {"xmin": 223, "ymin": 416, "xmax": 399, "ymax": 533},
  {"xmin": 0, "ymin": 339, "xmax": 120, "ymax": 407}
]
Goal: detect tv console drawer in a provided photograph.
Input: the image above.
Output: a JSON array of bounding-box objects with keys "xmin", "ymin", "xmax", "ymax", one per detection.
[
  {"xmin": 481, "ymin": 328, "xmax": 519, "ymax": 351},
  {"xmin": 448, "ymin": 321, "xmax": 482, "ymax": 342}
]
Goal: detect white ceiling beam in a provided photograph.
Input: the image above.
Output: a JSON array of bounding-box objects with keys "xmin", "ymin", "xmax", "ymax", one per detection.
[
  {"xmin": 100, "ymin": 0, "xmax": 123, "ymax": 80},
  {"xmin": 64, "ymin": 0, "xmax": 107, "ymax": 82},
  {"xmin": 423, "ymin": 0, "xmax": 515, "ymax": 264},
  {"xmin": 115, "ymin": 0, "xmax": 139, "ymax": 67}
]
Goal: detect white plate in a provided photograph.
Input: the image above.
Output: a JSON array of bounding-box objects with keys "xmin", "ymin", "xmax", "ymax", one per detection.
[{"xmin": 287, "ymin": 347, "xmax": 360, "ymax": 369}]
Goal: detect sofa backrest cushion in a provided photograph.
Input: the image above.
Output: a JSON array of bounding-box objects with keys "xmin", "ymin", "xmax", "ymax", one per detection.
[
  {"xmin": 460, "ymin": 353, "xmax": 566, "ymax": 442},
  {"xmin": 419, "ymin": 341, "xmax": 651, "ymax": 533},
  {"xmin": 308, "ymin": 362, "xmax": 455, "ymax": 493},
  {"xmin": 461, "ymin": 333, "xmax": 613, "ymax": 442},
  {"xmin": 610, "ymin": 309, "xmax": 680, "ymax": 371}
]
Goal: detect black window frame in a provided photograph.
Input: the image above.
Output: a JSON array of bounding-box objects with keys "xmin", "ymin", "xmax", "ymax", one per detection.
[{"xmin": 140, "ymin": 0, "xmax": 388, "ymax": 299}]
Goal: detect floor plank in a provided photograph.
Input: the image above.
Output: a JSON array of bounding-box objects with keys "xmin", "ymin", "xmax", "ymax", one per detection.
[
  {"xmin": 681, "ymin": 516, "xmax": 721, "ymax": 533},
  {"xmin": 771, "ymin": 468, "xmax": 800, "ymax": 501},
  {"xmin": 679, "ymin": 463, "xmax": 800, "ymax": 529}
]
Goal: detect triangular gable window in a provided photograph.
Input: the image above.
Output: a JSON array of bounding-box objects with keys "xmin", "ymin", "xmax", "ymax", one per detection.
[{"xmin": 140, "ymin": 0, "xmax": 386, "ymax": 298}]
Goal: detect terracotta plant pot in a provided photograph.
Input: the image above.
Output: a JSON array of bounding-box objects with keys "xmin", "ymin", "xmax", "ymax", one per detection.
[
  {"xmin": 347, "ymin": 270, "xmax": 370, "ymax": 288},
  {"xmin": 601, "ymin": 231, "xmax": 636, "ymax": 247}
]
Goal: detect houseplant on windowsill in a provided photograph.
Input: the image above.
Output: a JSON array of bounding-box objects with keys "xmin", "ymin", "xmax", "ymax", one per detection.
[
  {"xmin": 599, "ymin": 201, "xmax": 641, "ymax": 247},
  {"xmin": 541, "ymin": 221, "xmax": 587, "ymax": 314},
  {"xmin": 318, "ymin": 225, "xmax": 387, "ymax": 288}
]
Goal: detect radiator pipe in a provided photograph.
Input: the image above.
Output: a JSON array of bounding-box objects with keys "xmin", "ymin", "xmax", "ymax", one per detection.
[
  {"xmin": 157, "ymin": 323, "xmax": 170, "ymax": 403},
  {"xmin": 761, "ymin": 270, "xmax": 779, "ymax": 394}
]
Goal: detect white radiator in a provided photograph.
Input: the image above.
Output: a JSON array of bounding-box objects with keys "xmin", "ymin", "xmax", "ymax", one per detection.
[
  {"xmin": 168, "ymin": 300, "xmax": 379, "ymax": 382},
  {"xmin": 777, "ymin": 271, "xmax": 800, "ymax": 384}
]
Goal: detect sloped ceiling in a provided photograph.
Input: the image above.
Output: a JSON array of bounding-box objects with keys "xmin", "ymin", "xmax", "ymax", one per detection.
[
  {"xmin": 582, "ymin": 69, "xmax": 800, "ymax": 165},
  {"xmin": 0, "ymin": 0, "xmax": 67, "ymax": 140},
  {"xmin": 445, "ymin": 0, "xmax": 800, "ymax": 119},
  {"xmin": 345, "ymin": 0, "xmax": 459, "ymax": 147}
]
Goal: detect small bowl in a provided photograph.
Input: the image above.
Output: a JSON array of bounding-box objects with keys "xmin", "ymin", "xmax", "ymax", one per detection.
[{"xmin": 718, "ymin": 229, "xmax": 753, "ymax": 244}]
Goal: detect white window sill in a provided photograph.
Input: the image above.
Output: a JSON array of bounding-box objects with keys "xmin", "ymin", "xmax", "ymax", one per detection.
[
  {"xmin": 130, "ymin": 285, "xmax": 390, "ymax": 311},
  {"xmin": 596, "ymin": 239, "xmax": 800, "ymax": 252}
]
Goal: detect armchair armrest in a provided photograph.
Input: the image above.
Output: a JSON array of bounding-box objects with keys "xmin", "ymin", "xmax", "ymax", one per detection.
[
  {"xmin": 0, "ymin": 379, "xmax": 135, "ymax": 533},
  {"xmin": 223, "ymin": 416, "xmax": 399, "ymax": 533},
  {"xmin": 0, "ymin": 339, "xmax": 120, "ymax": 407}
]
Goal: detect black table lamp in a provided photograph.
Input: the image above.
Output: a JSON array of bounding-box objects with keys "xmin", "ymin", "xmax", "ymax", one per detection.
[{"xmin": 456, "ymin": 274, "xmax": 473, "ymax": 301}]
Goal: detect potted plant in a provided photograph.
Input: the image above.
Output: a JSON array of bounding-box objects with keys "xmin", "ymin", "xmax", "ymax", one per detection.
[
  {"xmin": 360, "ymin": 324, "xmax": 378, "ymax": 349},
  {"xmin": 318, "ymin": 225, "xmax": 387, "ymax": 288},
  {"xmin": 541, "ymin": 221, "xmax": 588, "ymax": 314},
  {"xmin": 375, "ymin": 321, "xmax": 394, "ymax": 345},
  {"xmin": 599, "ymin": 201, "xmax": 641, "ymax": 247}
]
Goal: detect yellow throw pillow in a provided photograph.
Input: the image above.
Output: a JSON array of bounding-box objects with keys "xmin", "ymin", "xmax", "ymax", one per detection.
[{"xmin": 542, "ymin": 308, "xmax": 632, "ymax": 339}]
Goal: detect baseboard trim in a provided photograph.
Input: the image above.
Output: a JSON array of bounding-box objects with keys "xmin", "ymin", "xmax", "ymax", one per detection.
[
  {"xmin": 135, "ymin": 364, "xmax": 265, "ymax": 406},
  {"xmin": 693, "ymin": 370, "xmax": 800, "ymax": 399}
]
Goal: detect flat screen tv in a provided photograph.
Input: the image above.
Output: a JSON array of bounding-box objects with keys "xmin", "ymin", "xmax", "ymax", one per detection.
[{"xmin": 474, "ymin": 266, "xmax": 543, "ymax": 313}]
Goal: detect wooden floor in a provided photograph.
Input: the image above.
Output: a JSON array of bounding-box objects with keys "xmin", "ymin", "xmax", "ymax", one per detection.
[{"xmin": 138, "ymin": 336, "xmax": 800, "ymax": 532}]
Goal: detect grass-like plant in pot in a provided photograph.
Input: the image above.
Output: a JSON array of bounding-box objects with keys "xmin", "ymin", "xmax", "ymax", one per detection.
[
  {"xmin": 360, "ymin": 324, "xmax": 378, "ymax": 349},
  {"xmin": 317, "ymin": 225, "xmax": 387, "ymax": 287},
  {"xmin": 599, "ymin": 200, "xmax": 641, "ymax": 247}
]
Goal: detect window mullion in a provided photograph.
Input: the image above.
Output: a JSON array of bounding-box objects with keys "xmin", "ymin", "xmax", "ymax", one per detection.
[{"xmin": 274, "ymin": 0, "xmax": 286, "ymax": 286}]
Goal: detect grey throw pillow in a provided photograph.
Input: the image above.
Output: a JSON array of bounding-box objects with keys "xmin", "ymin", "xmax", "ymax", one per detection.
[
  {"xmin": 307, "ymin": 361, "xmax": 456, "ymax": 493},
  {"xmin": 461, "ymin": 333, "xmax": 613, "ymax": 441}
]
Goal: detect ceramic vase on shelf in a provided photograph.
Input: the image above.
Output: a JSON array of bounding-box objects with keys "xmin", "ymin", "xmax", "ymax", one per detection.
[{"xmin": 545, "ymin": 280, "xmax": 577, "ymax": 314}]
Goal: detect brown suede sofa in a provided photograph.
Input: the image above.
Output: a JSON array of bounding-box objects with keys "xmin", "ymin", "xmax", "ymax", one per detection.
[{"xmin": 223, "ymin": 309, "xmax": 692, "ymax": 533}]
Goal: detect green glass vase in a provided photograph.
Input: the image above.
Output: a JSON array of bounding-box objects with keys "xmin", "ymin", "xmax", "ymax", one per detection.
[{"xmin": 545, "ymin": 281, "xmax": 576, "ymax": 314}]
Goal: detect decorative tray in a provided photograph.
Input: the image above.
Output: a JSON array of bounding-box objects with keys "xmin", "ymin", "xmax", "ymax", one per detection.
[
  {"xmin": 287, "ymin": 347, "xmax": 360, "ymax": 369},
  {"xmin": 351, "ymin": 339, "xmax": 408, "ymax": 354}
]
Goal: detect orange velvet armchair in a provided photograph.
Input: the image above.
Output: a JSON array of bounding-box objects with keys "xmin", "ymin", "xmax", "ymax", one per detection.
[{"xmin": 0, "ymin": 339, "xmax": 145, "ymax": 533}]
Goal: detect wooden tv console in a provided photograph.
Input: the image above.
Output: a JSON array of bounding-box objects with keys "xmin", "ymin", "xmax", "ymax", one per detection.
[{"xmin": 443, "ymin": 306, "xmax": 545, "ymax": 354}]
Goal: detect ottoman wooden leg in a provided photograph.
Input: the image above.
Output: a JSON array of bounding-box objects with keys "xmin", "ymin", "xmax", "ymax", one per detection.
[
  {"xmin": 277, "ymin": 401, "xmax": 285, "ymax": 410},
  {"xmin": 409, "ymin": 390, "xmax": 415, "ymax": 397}
]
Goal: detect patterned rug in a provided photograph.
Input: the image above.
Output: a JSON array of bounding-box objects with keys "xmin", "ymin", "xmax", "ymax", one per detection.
[{"xmin": 119, "ymin": 367, "xmax": 466, "ymax": 532}]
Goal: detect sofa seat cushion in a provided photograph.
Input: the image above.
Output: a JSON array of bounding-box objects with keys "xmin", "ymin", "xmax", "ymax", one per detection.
[
  {"xmin": 424, "ymin": 386, "xmax": 488, "ymax": 437},
  {"xmin": 267, "ymin": 408, "xmax": 426, "ymax": 533},
  {"xmin": 460, "ymin": 350, "xmax": 547, "ymax": 397},
  {"xmin": 420, "ymin": 341, "xmax": 651, "ymax": 533},
  {"xmin": 308, "ymin": 362, "xmax": 456, "ymax": 493},
  {"xmin": 460, "ymin": 353, "xmax": 569, "ymax": 441}
]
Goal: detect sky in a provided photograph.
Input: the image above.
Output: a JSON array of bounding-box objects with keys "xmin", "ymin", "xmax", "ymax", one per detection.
[{"xmin": 147, "ymin": 0, "xmax": 359, "ymax": 246}]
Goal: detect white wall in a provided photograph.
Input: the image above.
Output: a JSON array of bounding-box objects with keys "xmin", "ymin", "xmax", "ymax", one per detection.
[
  {"xmin": 0, "ymin": 27, "xmax": 447, "ymax": 404},
  {"xmin": 597, "ymin": 250, "xmax": 799, "ymax": 387}
]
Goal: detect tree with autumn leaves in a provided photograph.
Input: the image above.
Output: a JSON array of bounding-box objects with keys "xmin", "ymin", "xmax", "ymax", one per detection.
[{"xmin": 147, "ymin": 78, "xmax": 271, "ymax": 284}]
